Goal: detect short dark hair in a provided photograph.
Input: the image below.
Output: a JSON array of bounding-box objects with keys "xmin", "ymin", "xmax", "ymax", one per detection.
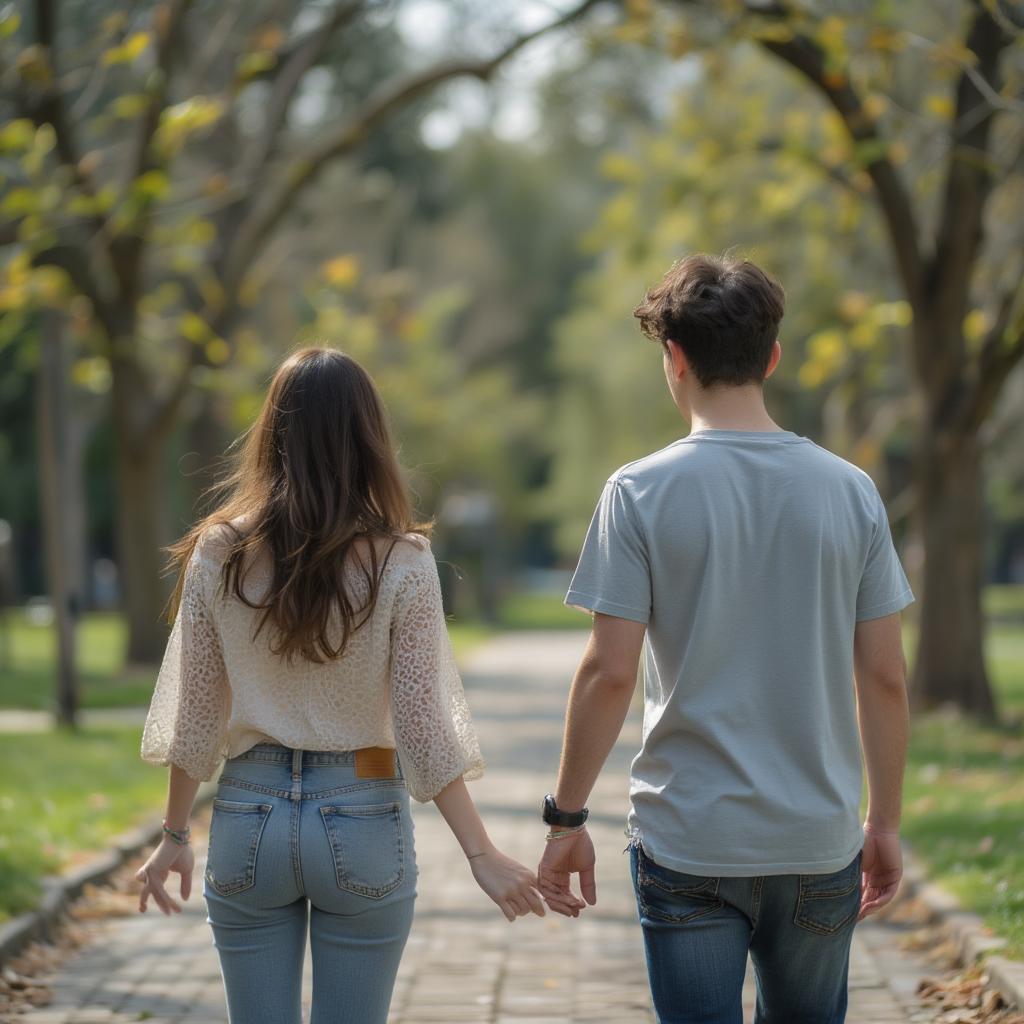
[{"xmin": 633, "ymin": 253, "xmax": 785, "ymax": 388}]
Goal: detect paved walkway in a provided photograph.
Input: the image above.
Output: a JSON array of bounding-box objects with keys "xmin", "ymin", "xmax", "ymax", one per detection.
[{"xmin": 16, "ymin": 630, "xmax": 936, "ymax": 1023}]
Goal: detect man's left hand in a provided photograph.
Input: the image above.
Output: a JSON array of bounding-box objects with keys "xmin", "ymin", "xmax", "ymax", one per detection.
[{"xmin": 537, "ymin": 828, "xmax": 596, "ymax": 917}]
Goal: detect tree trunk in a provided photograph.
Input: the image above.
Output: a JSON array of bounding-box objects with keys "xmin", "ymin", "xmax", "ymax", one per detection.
[
  {"xmin": 115, "ymin": 441, "xmax": 170, "ymax": 664},
  {"xmin": 37, "ymin": 311, "xmax": 80, "ymax": 725},
  {"xmin": 910, "ymin": 424, "xmax": 996, "ymax": 720},
  {"xmin": 111, "ymin": 350, "xmax": 171, "ymax": 665}
]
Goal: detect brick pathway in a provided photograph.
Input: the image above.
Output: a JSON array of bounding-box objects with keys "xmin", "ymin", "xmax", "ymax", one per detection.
[{"xmin": 17, "ymin": 630, "xmax": 936, "ymax": 1023}]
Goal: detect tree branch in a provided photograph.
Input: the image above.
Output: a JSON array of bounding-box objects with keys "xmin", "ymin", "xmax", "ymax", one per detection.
[
  {"xmin": 927, "ymin": 3, "xmax": 1014, "ymax": 329},
  {"xmin": 26, "ymin": 0, "xmax": 96, "ymax": 197},
  {"xmin": 962, "ymin": 276, "xmax": 1024, "ymax": 431},
  {"xmin": 123, "ymin": 0, "xmax": 195, "ymax": 189},
  {"xmin": 219, "ymin": 0, "xmax": 604, "ymax": 298},
  {"xmin": 756, "ymin": 136, "xmax": 862, "ymax": 194},
  {"xmin": 757, "ymin": 31, "xmax": 925, "ymax": 311},
  {"xmin": 236, "ymin": 0, "xmax": 365, "ymax": 186}
]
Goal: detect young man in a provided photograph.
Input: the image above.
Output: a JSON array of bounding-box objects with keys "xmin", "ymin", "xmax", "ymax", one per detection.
[{"xmin": 537, "ymin": 253, "xmax": 913, "ymax": 1024}]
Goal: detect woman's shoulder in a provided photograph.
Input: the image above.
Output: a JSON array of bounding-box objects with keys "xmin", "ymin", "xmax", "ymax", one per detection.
[
  {"xmin": 193, "ymin": 520, "xmax": 243, "ymax": 566},
  {"xmin": 380, "ymin": 532, "xmax": 439, "ymax": 585}
]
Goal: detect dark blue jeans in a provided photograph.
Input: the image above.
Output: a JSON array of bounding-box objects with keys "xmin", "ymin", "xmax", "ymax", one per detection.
[{"xmin": 630, "ymin": 841, "xmax": 863, "ymax": 1024}]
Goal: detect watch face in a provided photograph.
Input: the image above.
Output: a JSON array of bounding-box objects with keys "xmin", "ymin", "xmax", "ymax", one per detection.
[{"xmin": 542, "ymin": 794, "xmax": 556, "ymax": 823}]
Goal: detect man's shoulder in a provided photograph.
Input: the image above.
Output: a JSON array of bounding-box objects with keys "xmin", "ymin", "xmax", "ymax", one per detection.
[
  {"xmin": 610, "ymin": 434, "xmax": 881, "ymax": 502},
  {"xmin": 608, "ymin": 439, "xmax": 692, "ymax": 489}
]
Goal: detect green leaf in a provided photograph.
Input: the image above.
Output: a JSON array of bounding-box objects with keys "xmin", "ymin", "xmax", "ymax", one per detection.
[{"xmin": 0, "ymin": 119, "xmax": 35, "ymax": 152}]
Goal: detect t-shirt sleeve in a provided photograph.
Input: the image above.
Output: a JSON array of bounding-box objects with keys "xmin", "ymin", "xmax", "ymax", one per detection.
[
  {"xmin": 564, "ymin": 472, "xmax": 651, "ymax": 624},
  {"xmin": 856, "ymin": 487, "xmax": 915, "ymax": 621}
]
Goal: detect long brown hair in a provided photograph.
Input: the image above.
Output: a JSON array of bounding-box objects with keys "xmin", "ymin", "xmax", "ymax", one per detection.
[{"xmin": 164, "ymin": 346, "xmax": 432, "ymax": 663}]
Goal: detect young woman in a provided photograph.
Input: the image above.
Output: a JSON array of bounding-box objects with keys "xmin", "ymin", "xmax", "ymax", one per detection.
[{"xmin": 135, "ymin": 346, "xmax": 544, "ymax": 1024}]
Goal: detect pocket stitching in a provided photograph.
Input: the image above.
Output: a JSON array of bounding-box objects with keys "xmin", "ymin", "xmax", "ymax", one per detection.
[
  {"xmin": 636, "ymin": 849, "xmax": 723, "ymax": 924},
  {"xmin": 319, "ymin": 803, "xmax": 404, "ymax": 899},
  {"xmin": 638, "ymin": 847, "xmax": 721, "ymax": 897},
  {"xmin": 793, "ymin": 858, "xmax": 862, "ymax": 935},
  {"xmin": 206, "ymin": 801, "xmax": 272, "ymax": 896}
]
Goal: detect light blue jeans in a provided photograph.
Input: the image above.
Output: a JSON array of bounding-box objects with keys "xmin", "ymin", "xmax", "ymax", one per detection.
[{"xmin": 202, "ymin": 742, "xmax": 417, "ymax": 1024}]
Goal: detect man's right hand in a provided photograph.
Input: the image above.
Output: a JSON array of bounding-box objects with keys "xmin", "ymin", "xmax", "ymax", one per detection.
[
  {"xmin": 537, "ymin": 828, "xmax": 596, "ymax": 918},
  {"xmin": 858, "ymin": 825, "xmax": 902, "ymax": 921}
]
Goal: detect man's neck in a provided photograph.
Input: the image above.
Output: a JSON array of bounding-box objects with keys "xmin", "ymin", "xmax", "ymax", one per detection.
[{"xmin": 685, "ymin": 387, "xmax": 783, "ymax": 434}]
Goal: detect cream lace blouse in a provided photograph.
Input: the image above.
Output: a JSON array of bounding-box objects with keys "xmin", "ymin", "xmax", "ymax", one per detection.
[{"xmin": 139, "ymin": 528, "xmax": 485, "ymax": 802}]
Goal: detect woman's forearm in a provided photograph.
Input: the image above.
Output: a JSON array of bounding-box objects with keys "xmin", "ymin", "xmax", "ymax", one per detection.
[
  {"xmin": 432, "ymin": 776, "xmax": 493, "ymax": 858},
  {"xmin": 165, "ymin": 765, "xmax": 202, "ymax": 831}
]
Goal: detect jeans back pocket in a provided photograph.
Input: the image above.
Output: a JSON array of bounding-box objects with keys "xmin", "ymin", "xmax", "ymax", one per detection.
[
  {"xmin": 319, "ymin": 802, "xmax": 405, "ymax": 899},
  {"xmin": 205, "ymin": 798, "xmax": 273, "ymax": 896},
  {"xmin": 793, "ymin": 850, "xmax": 863, "ymax": 935},
  {"xmin": 634, "ymin": 844, "xmax": 724, "ymax": 925}
]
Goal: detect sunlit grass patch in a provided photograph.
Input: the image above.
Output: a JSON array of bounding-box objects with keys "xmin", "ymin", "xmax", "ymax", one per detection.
[
  {"xmin": 901, "ymin": 623, "xmax": 1024, "ymax": 958},
  {"xmin": 0, "ymin": 726, "xmax": 170, "ymax": 922}
]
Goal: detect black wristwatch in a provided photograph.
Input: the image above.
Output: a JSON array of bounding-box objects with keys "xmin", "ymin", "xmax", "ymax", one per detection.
[{"xmin": 542, "ymin": 793, "xmax": 589, "ymax": 828}]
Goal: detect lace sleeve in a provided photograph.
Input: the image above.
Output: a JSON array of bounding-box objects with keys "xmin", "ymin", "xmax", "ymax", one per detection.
[
  {"xmin": 389, "ymin": 548, "xmax": 485, "ymax": 802},
  {"xmin": 140, "ymin": 547, "xmax": 231, "ymax": 782}
]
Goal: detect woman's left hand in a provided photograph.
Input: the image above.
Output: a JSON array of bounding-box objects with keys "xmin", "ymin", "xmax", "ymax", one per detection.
[{"xmin": 135, "ymin": 837, "xmax": 195, "ymax": 915}]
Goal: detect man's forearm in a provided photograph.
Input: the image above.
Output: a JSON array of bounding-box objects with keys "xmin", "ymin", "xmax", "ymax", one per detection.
[
  {"xmin": 856, "ymin": 686, "xmax": 909, "ymax": 831},
  {"xmin": 554, "ymin": 663, "xmax": 637, "ymax": 813}
]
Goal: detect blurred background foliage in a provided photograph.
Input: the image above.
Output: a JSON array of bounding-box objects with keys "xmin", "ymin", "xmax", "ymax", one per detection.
[{"xmin": 0, "ymin": 0, "xmax": 1022, "ymax": 712}]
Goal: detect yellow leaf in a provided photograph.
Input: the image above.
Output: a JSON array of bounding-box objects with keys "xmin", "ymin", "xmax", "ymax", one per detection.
[
  {"xmin": 102, "ymin": 31, "xmax": 151, "ymax": 66},
  {"xmin": 808, "ymin": 328, "xmax": 846, "ymax": 364},
  {"xmin": 112, "ymin": 94, "xmax": 149, "ymax": 119},
  {"xmin": 133, "ymin": 169, "xmax": 170, "ymax": 200},
  {"xmin": 236, "ymin": 51, "xmax": 277, "ymax": 82},
  {"xmin": 0, "ymin": 9, "xmax": 21, "ymax": 38},
  {"xmin": 321, "ymin": 255, "xmax": 360, "ymax": 289},
  {"xmin": 205, "ymin": 337, "xmax": 231, "ymax": 365},
  {"xmin": 850, "ymin": 322, "xmax": 877, "ymax": 350},
  {"xmin": 0, "ymin": 119, "xmax": 35, "ymax": 152},
  {"xmin": 838, "ymin": 291, "xmax": 870, "ymax": 321},
  {"xmin": 181, "ymin": 312, "xmax": 210, "ymax": 342},
  {"xmin": 72, "ymin": 358, "xmax": 111, "ymax": 393},
  {"xmin": 863, "ymin": 93, "xmax": 888, "ymax": 120},
  {"xmin": 0, "ymin": 187, "xmax": 37, "ymax": 216},
  {"xmin": 963, "ymin": 308, "xmax": 989, "ymax": 344},
  {"xmin": 871, "ymin": 301, "xmax": 912, "ymax": 327},
  {"xmin": 925, "ymin": 94, "xmax": 954, "ymax": 118}
]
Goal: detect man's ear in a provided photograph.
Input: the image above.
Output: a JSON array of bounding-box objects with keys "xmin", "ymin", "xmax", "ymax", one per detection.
[
  {"xmin": 764, "ymin": 338, "xmax": 782, "ymax": 379},
  {"xmin": 666, "ymin": 339, "xmax": 688, "ymax": 380}
]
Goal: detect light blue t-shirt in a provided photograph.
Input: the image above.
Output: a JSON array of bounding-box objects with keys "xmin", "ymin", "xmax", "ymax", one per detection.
[{"xmin": 565, "ymin": 428, "xmax": 915, "ymax": 876}]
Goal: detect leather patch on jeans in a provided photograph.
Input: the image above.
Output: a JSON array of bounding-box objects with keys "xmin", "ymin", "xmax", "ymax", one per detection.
[{"xmin": 355, "ymin": 746, "xmax": 397, "ymax": 779}]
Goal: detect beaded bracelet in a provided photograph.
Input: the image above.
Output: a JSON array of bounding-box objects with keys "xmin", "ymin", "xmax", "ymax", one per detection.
[
  {"xmin": 162, "ymin": 820, "xmax": 192, "ymax": 845},
  {"xmin": 545, "ymin": 825, "xmax": 587, "ymax": 842}
]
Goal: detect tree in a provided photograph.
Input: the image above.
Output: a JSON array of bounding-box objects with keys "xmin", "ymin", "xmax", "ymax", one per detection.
[
  {"xmin": 715, "ymin": 0, "xmax": 1023, "ymax": 718},
  {"xmin": 0, "ymin": 0, "xmax": 601, "ymax": 661},
  {"xmin": 556, "ymin": 0, "xmax": 1023, "ymax": 718}
]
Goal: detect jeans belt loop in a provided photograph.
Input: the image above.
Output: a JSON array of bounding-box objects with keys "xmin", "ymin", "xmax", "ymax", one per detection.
[{"xmin": 290, "ymin": 747, "xmax": 303, "ymax": 801}]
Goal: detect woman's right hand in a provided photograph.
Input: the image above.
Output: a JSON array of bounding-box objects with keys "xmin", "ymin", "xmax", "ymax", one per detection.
[{"xmin": 469, "ymin": 846, "xmax": 547, "ymax": 922}]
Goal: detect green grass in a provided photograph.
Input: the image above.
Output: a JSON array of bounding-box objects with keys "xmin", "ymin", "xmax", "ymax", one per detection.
[
  {"xmin": 901, "ymin": 623, "xmax": 1024, "ymax": 959},
  {"xmin": 986, "ymin": 585, "xmax": 1024, "ymax": 625},
  {"xmin": 0, "ymin": 726, "xmax": 170, "ymax": 922},
  {"xmin": 495, "ymin": 590, "xmax": 591, "ymax": 631},
  {"xmin": 0, "ymin": 611, "xmax": 155, "ymax": 710}
]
